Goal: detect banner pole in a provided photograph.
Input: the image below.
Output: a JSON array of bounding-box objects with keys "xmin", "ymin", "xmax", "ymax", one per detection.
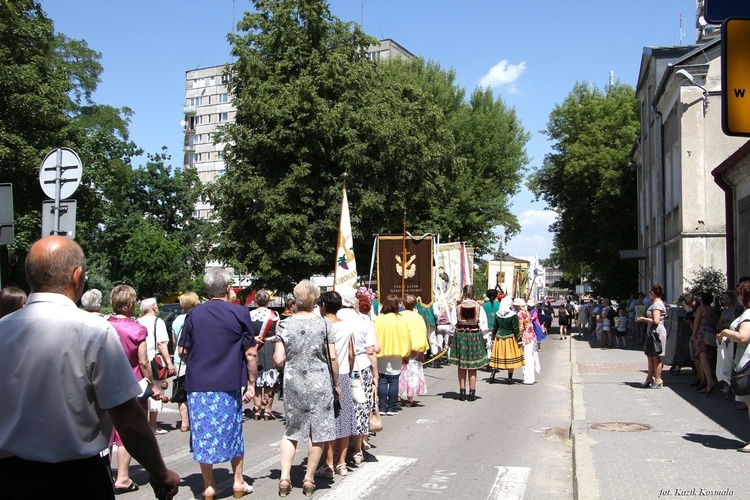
[
  {"xmin": 369, "ymin": 235, "xmax": 377, "ymax": 291},
  {"xmin": 401, "ymin": 210, "xmax": 407, "ymax": 298}
]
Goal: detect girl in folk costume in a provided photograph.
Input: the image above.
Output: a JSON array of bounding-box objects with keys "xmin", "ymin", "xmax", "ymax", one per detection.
[
  {"xmin": 448, "ymin": 285, "xmax": 489, "ymax": 401},
  {"xmin": 489, "ymin": 296, "xmax": 525, "ymax": 384},
  {"xmin": 518, "ymin": 299, "xmax": 540, "ymax": 385},
  {"xmin": 482, "ymin": 289, "xmax": 501, "ymax": 359}
]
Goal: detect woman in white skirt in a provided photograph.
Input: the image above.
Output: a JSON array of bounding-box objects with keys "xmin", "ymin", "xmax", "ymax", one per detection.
[{"xmin": 518, "ymin": 299, "xmax": 540, "ymax": 385}]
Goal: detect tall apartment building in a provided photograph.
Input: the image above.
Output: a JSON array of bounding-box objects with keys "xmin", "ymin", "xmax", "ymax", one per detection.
[
  {"xmin": 183, "ymin": 65, "xmax": 234, "ymax": 220},
  {"xmin": 183, "ymin": 40, "xmax": 414, "ymax": 220}
]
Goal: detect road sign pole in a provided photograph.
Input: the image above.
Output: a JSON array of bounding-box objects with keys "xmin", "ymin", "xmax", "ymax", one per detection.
[{"xmin": 54, "ymin": 148, "xmax": 62, "ymax": 235}]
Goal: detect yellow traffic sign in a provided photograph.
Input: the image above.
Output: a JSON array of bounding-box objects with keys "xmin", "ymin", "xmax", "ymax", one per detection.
[{"xmin": 722, "ymin": 18, "xmax": 750, "ymax": 136}]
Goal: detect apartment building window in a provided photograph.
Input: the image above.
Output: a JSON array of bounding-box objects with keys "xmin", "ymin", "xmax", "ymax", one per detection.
[
  {"xmin": 218, "ymin": 112, "xmax": 229, "ymax": 123},
  {"xmin": 192, "ymin": 210, "xmax": 200, "ymax": 218},
  {"xmin": 221, "ymin": 73, "xmax": 232, "ymax": 84},
  {"xmin": 209, "ymin": 76, "xmax": 216, "ymax": 86},
  {"xmin": 189, "ymin": 96, "xmax": 203, "ymax": 107},
  {"xmin": 218, "ymin": 93, "xmax": 229, "ymax": 103},
  {"xmin": 193, "ymin": 77, "xmax": 205, "ymax": 88},
  {"xmin": 188, "ymin": 153, "xmax": 202, "ymax": 166}
]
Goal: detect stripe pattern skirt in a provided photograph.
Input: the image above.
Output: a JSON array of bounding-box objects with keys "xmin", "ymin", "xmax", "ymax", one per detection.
[{"xmin": 489, "ymin": 337, "xmax": 525, "ymax": 370}]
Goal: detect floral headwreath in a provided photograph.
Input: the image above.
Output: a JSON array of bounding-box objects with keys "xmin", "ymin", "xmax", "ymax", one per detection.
[{"xmin": 357, "ymin": 287, "xmax": 376, "ymax": 301}]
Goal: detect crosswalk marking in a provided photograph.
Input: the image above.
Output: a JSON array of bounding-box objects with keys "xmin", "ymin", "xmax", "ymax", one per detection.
[
  {"xmin": 318, "ymin": 455, "xmax": 418, "ymax": 499},
  {"xmin": 487, "ymin": 466, "xmax": 531, "ymax": 500}
]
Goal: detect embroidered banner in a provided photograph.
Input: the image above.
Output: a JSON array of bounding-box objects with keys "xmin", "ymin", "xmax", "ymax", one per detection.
[{"xmin": 376, "ymin": 235, "xmax": 434, "ymax": 305}]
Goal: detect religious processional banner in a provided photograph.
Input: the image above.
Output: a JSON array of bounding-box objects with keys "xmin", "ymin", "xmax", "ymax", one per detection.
[
  {"xmin": 376, "ymin": 235, "xmax": 434, "ymax": 305},
  {"xmin": 333, "ymin": 187, "xmax": 358, "ymax": 288},
  {"xmin": 435, "ymin": 242, "xmax": 474, "ymax": 309}
]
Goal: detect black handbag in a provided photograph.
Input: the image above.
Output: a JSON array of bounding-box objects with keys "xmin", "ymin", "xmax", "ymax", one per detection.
[
  {"xmin": 171, "ymin": 374, "xmax": 187, "ymax": 403},
  {"xmin": 644, "ymin": 329, "xmax": 663, "ymax": 357},
  {"xmin": 323, "ymin": 320, "xmax": 341, "ymax": 418},
  {"xmin": 731, "ymin": 347, "xmax": 750, "ymax": 396}
]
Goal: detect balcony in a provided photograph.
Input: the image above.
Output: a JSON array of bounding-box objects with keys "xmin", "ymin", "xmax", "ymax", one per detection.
[
  {"xmin": 184, "ymin": 140, "xmax": 196, "ymax": 152},
  {"xmin": 184, "ymin": 106, "xmax": 197, "ymax": 115}
]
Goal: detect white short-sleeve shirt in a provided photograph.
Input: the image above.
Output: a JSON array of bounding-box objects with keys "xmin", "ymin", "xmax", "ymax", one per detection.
[{"xmin": 0, "ymin": 293, "xmax": 140, "ymax": 462}]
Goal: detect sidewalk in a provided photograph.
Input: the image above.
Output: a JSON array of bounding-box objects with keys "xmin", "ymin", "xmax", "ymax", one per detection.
[{"xmin": 570, "ymin": 334, "xmax": 750, "ymax": 499}]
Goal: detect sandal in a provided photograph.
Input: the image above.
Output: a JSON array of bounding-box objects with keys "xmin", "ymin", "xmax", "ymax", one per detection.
[
  {"xmin": 335, "ymin": 463, "xmax": 348, "ymax": 476},
  {"xmin": 264, "ymin": 412, "xmax": 277, "ymax": 421},
  {"xmin": 278, "ymin": 478, "xmax": 292, "ymax": 497},
  {"xmin": 302, "ymin": 480, "xmax": 316, "ymax": 497},
  {"xmin": 232, "ymin": 482, "xmax": 254, "ymax": 498},
  {"xmin": 353, "ymin": 451, "xmax": 364, "ymax": 464},
  {"xmin": 253, "ymin": 405, "xmax": 262, "ymax": 421}
]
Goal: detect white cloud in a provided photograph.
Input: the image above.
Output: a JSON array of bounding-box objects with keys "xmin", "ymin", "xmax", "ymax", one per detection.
[
  {"xmin": 479, "ymin": 60, "xmax": 527, "ymax": 93},
  {"xmin": 518, "ymin": 209, "xmax": 557, "ymax": 228},
  {"xmin": 505, "ymin": 234, "xmax": 552, "ymax": 260}
]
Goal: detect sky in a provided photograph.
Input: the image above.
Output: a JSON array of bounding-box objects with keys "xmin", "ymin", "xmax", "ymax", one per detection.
[{"xmin": 41, "ymin": 0, "xmax": 698, "ymax": 262}]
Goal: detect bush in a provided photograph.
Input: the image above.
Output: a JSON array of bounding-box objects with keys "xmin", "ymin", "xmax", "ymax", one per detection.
[{"xmin": 683, "ymin": 266, "xmax": 726, "ymax": 313}]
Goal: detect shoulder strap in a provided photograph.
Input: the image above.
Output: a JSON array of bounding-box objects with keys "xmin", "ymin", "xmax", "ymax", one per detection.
[
  {"xmin": 259, "ymin": 309, "xmax": 276, "ymax": 339},
  {"xmin": 323, "ymin": 319, "xmax": 336, "ymax": 391},
  {"xmin": 153, "ymin": 317, "xmax": 158, "ymax": 346}
]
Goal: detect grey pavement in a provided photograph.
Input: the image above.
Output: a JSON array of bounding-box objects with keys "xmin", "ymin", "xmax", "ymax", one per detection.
[{"xmin": 570, "ymin": 331, "xmax": 750, "ymax": 499}]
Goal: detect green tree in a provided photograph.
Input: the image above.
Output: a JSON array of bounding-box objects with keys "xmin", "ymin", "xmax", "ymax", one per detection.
[
  {"xmin": 529, "ymin": 82, "xmax": 639, "ymax": 298},
  {"xmin": 0, "ymin": 1, "xmax": 142, "ymax": 288},
  {"xmin": 99, "ymin": 151, "xmax": 205, "ymax": 298},
  {"xmin": 213, "ymin": 0, "xmax": 529, "ymax": 290}
]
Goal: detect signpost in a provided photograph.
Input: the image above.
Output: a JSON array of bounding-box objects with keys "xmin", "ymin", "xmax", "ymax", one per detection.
[
  {"xmin": 41, "ymin": 200, "xmax": 77, "ymax": 239},
  {"xmin": 722, "ymin": 19, "xmax": 750, "ymax": 136},
  {"xmin": 0, "ymin": 184, "xmax": 13, "ymax": 246},
  {"xmin": 38, "ymin": 147, "xmax": 81, "ymax": 238},
  {"xmin": 0, "ymin": 183, "xmax": 13, "ymax": 289}
]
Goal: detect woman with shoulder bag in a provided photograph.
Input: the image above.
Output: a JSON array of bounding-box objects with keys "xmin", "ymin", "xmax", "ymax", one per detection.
[
  {"xmin": 171, "ymin": 292, "xmax": 199, "ymax": 432},
  {"xmin": 718, "ymin": 280, "xmax": 750, "ymax": 452},
  {"xmin": 636, "ymin": 284, "xmax": 667, "ymax": 389},
  {"xmin": 273, "ymin": 281, "xmax": 339, "ymax": 497},
  {"xmin": 249, "ymin": 290, "xmax": 281, "ymax": 421}
]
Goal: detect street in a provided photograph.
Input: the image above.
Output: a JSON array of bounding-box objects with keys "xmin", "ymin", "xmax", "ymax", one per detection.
[
  {"xmin": 98, "ymin": 322, "xmax": 750, "ymax": 500},
  {"xmin": 111, "ymin": 333, "xmax": 573, "ymax": 500}
]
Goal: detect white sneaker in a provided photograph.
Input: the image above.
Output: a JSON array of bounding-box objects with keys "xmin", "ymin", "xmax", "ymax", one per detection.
[
  {"xmin": 154, "ymin": 428, "xmax": 168, "ymax": 435},
  {"xmin": 385, "ymin": 411, "xmax": 397, "ymax": 416}
]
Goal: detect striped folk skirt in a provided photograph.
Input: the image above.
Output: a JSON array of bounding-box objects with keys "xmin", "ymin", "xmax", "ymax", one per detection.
[{"xmin": 489, "ymin": 337, "xmax": 525, "ymax": 370}]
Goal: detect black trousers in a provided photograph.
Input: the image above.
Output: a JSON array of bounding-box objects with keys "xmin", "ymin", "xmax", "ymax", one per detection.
[{"xmin": 0, "ymin": 454, "xmax": 115, "ymax": 499}]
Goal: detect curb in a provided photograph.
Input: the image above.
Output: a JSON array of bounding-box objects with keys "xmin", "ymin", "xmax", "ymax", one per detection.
[{"xmin": 570, "ymin": 339, "xmax": 599, "ymax": 500}]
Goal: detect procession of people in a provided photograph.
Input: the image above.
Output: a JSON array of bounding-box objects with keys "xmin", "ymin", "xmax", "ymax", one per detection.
[{"xmin": 14, "ymin": 235, "xmax": 750, "ymax": 498}]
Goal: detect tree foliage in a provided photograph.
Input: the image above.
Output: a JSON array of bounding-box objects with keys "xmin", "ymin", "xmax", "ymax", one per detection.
[
  {"xmin": 213, "ymin": 0, "xmax": 529, "ymax": 290},
  {"xmin": 0, "ymin": 1, "xmax": 206, "ymax": 297},
  {"xmin": 528, "ymin": 82, "xmax": 639, "ymax": 298},
  {"xmin": 682, "ymin": 266, "xmax": 726, "ymax": 312}
]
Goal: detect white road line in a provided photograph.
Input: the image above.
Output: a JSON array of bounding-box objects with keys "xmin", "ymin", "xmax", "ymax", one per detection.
[
  {"xmin": 416, "ymin": 418, "xmax": 437, "ymax": 424},
  {"xmin": 318, "ymin": 455, "xmax": 417, "ymax": 499},
  {"xmin": 486, "ymin": 466, "xmax": 531, "ymax": 500}
]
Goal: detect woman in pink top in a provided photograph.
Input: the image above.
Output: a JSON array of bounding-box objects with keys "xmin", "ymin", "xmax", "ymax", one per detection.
[{"xmin": 107, "ymin": 285, "xmax": 163, "ymax": 494}]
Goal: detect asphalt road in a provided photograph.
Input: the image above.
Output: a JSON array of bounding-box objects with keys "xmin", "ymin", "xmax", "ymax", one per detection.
[{"xmin": 104, "ymin": 334, "xmax": 574, "ymax": 500}]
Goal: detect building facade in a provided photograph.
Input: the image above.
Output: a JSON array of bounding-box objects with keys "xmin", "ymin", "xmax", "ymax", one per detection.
[{"xmin": 633, "ymin": 27, "xmax": 746, "ymax": 300}]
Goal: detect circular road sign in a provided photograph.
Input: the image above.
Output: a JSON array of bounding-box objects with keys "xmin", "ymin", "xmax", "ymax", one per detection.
[{"xmin": 39, "ymin": 147, "xmax": 82, "ymax": 200}]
